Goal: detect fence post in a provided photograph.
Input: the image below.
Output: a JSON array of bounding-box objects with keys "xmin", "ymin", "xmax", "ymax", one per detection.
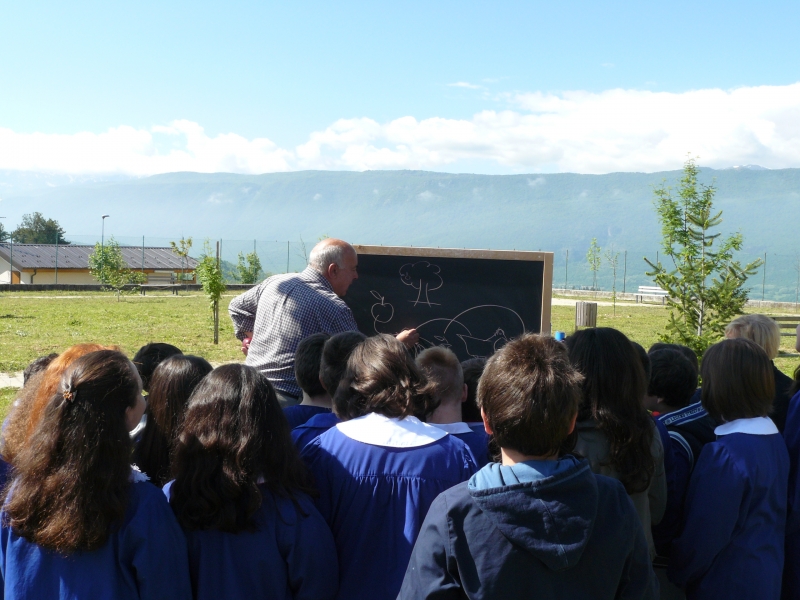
[
  {"xmin": 575, "ymin": 301, "xmax": 598, "ymax": 329},
  {"xmin": 286, "ymin": 241, "xmax": 290, "ymax": 273},
  {"xmin": 622, "ymin": 250, "xmax": 627, "ymax": 293},
  {"xmin": 141, "ymin": 236, "xmax": 145, "ymax": 275},
  {"xmin": 762, "ymin": 252, "xmax": 767, "ymax": 301},
  {"xmin": 214, "ymin": 241, "xmax": 220, "ymax": 345},
  {"xmin": 55, "ymin": 234, "xmax": 59, "ymax": 284},
  {"xmin": 564, "ymin": 249, "xmax": 568, "ymax": 289}
]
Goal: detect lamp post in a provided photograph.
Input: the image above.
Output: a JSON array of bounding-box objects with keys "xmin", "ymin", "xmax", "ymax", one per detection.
[{"xmin": 101, "ymin": 215, "xmax": 110, "ymax": 251}]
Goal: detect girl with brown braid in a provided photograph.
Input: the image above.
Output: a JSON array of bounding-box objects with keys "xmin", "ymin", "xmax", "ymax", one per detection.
[{"xmin": 0, "ymin": 349, "xmax": 191, "ymax": 600}]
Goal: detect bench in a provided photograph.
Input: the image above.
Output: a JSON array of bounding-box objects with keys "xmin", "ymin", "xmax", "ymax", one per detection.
[
  {"xmin": 140, "ymin": 284, "xmax": 181, "ymax": 296},
  {"xmin": 635, "ymin": 286, "xmax": 669, "ymax": 304},
  {"xmin": 772, "ymin": 316, "xmax": 800, "ymax": 355}
]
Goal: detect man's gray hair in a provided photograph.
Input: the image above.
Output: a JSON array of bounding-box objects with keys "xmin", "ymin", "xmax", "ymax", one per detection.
[{"xmin": 309, "ymin": 240, "xmax": 351, "ymax": 273}]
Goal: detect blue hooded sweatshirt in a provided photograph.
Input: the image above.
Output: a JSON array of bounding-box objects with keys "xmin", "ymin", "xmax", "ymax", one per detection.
[{"xmin": 398, "ymin": 455, "xmax": 658, "ymax": 599}]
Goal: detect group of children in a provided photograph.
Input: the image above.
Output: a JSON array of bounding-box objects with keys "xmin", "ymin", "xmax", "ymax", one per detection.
[{"xmin": 0, "ymin": 314, "xmax": 798, "ymax": 600}]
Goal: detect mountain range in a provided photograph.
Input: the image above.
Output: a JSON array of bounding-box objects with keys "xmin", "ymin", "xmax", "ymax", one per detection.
[{"xmin": 1, "ymin": 167, "xmax": 798, "ymax": 299}]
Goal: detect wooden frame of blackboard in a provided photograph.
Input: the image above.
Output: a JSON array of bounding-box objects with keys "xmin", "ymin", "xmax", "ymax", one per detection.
[{"xmin": 352, "ymin": 245, "xmax": 554, "ymax": 335}]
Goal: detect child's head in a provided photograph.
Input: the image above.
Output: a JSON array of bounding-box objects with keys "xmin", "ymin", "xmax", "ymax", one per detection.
[
  {"xmin": 4, "ymin": 350, "xmax": 142, "ymax": 553},
  {"xmin": 136, "ymin": 354, "xmax": 213, "ymax": 486},
  {"xmin": 334, "ymin": 334, "xmax": 436, "ymax": 421},
  {"xmin": 701, "ymin": 338, "xmax": 774, "ymax": 423},
  {"xmin": 22, "ymin": 353, "xmax": 58, "ymax": 386},
  {"xmin": 648, "ymin": 342, "xmax": 698, "ymax": 371},
  {"xmin": 478, "ymin": 334, "xmax": 582, "ymax": 458},
  {"xmin": 564, "ymin": 328, "xmax": 647, "ymax": 419},
  {"xmin": 294, "ymin": 333, "xmax": 330, "ymax": 398},
  {"xmin": 416, "ymin": 346, "xmax": 465, "ymax": 411},
  {"xmin": 319, "ymin": 330, "xmax": 367, "ymax": 394},
  {"xmin": 645, "ymin": 348, "xmax": 698, "ymax": 412},
  {"xmin": 132, "ymin": 342, "xmax": 183, "ymax": 392},
  {"xmin": 725, "ymin": 314, "xmax": 781, "ymax": 360},
  {"xmin": 171, "ymin": 364, "xmax": 312, "ymax": 532},
  {"xmin": 460, "ymin": 357, "xmax": 486, "ymax": 423}
]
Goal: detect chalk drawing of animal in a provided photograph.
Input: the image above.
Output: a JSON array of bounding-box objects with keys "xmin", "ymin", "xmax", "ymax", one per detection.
[{"xmin": 455, "ymin": 329, "xmax": 509, "ymax": 358}]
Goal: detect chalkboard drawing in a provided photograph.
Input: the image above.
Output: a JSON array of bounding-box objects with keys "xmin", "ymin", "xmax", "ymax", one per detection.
[
  {"xmin": 412, "ymin": 305, "xmax": 525, "ymax": 359},
  {"xmin": 370, "ymin": 290, "xmax": 395, "ymax": 333},
  {"xmin": 399, "ymin": 261, "xmax": 443, "ymax": 306},
  {"xmin": 456, "ymin": 329, "xmax": 509, "ymax": 358}
]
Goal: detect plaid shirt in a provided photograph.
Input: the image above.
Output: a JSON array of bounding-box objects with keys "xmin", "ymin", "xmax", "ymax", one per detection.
[{"xmin": 228, "ymin": 267, "xmax": 359, "ymax": 397}]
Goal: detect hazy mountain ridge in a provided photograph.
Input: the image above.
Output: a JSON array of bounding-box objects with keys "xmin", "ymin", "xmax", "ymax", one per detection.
[{"xmin": 1, "ymin": 168, "xmax": 799, "ymax": 298}]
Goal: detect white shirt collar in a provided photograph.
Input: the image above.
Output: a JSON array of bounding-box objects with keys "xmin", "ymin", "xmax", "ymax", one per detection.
[
  {"xmin": 130, "ymin": 464, "xmax": 150, "ymax": 483},
  {"xmin": 336, "ymin": 413, "xmax": 447, "ymax": 448},
  {"xmin": 715, "ymin": 417, "xmax": 779, "ymax": 437},
  {"xmin": 429, "ymin": 422, "xmax": 474, "ymax": 435}
]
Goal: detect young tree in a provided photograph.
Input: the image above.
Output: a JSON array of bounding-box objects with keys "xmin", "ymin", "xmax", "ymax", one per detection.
[
  {"xmin": 87, "ymin": 238, "xmax": 146, "ymax": 300},
  {"xmin": 169, "ymin": 237, "xmax": 193, "ymax": 287},
  {"xmin": 0, "ymin": 222, "xmax": 9, "ymax": 242},
  {"xmin": 645, "ymin": 158, "xmax": 762, "ymax": 355},
  {"xmin": 586, "ymin": 238, "xmax": 602, "ymax": 295},
  {"xmin": 195, "ymin": 240, "xmax": 227, "ymax": 344},
  {"xmin": 605, "ymin": 246, "xmax": 620, "ymax": 316},
  {"xmin": 235, "ymin": 250, "xmax": 263, "ymax": 284},
  {"xmin": 12, "ymin": 212, "xmax": 70, "ymax": 244}
]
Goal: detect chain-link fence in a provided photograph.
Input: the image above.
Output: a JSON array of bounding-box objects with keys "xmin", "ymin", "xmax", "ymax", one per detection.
[{"xmin": 9, "ymin": 234, "xmax": 797, "ymax": 304}]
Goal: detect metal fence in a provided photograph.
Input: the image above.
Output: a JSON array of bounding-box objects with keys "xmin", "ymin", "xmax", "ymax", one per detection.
[{"xmin": 8, "ymin": 234, "xmax": 799, "ymax": 305}]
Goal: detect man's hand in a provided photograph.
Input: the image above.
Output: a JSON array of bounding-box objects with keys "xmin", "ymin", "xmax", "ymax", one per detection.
[
  {"xmin": 242, "ymin": 332, "xmax": 253, "ymax": 356},
  {"xmin": 396, "ymin": 329, "xmax": 420, "ymax": 349}
]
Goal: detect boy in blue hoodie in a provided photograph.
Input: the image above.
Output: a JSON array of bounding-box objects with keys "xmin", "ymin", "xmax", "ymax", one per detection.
[{"xmin": 398, "ymin": 334, "xmax": 658, "ymax": 600}]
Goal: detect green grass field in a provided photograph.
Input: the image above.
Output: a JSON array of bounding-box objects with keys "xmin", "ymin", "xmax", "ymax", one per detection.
[{"xmin": 0, "ymin": 290, "xmax": 797, "ymax": 421}]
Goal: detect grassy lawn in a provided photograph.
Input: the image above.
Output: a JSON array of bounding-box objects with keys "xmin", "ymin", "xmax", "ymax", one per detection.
[
  {"xmin": 0, "ymin": 291, "xmax": 796, "ymax": 423},
  {"xmin": 0, "ymin": 290, "xmax": 244, "ymax": 372}
]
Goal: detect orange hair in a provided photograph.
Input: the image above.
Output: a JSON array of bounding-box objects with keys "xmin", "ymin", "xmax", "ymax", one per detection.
[{"xmin": 27, "ymin": 344, "xmax": 120, "ymax": 439}]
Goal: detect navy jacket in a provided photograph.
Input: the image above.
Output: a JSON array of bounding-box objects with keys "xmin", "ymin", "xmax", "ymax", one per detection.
[{"xmin": 398, "ymin": 456, "xmax": 658, "ymax": 599}]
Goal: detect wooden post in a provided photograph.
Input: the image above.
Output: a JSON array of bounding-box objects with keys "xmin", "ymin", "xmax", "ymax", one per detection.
[
  {"xmin": 575, "ymin": 301, "xmax": 597, "ymax": 329},
  {"xmin": 214, "ymin": 241, "xmax": 220, "ymax": 345},
  {"xmin": 762, "ymin": 252, "xmax": 767, "ymax": 301},
  {"xmin": 564, "ymin": 249, "xmax": 568, "ymax": 289},
  {"xmin": 54, "ymin": 235, "xmax": 58, "ymax": 284},
  {"xmin": 622, "ymin": 250, "xmax": 627, "ymax": 293}
]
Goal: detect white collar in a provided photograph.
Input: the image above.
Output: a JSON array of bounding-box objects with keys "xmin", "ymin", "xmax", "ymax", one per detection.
[
  {"xmin": 130, "ymin": 464, "xmax": 150, "ymax": 483},
  {"xmin": 429, "ymin": 421, "xmax": 474, "ymax": 435},
  {"xmin": 715, "ymin": 417, "xmax": 779, "ymax": 437},
  {"xmin": 336, "ymin": 413, "xmax": 447, "ymax": 448}
]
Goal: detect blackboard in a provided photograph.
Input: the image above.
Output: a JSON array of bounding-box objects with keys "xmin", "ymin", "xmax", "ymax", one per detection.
[{"xmin": 346, "ymin": 246, "xmax": 553, "ymax": 361}]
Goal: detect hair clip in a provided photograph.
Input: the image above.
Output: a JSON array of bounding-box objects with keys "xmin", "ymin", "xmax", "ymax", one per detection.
[{"xmin": 63, "ymin": 390, "xmax": 75, "ymax": 402}]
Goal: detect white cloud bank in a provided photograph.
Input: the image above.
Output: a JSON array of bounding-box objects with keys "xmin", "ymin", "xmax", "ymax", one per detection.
[{"xmin": 2, "ymin": 83, "xmax": 800, "ymax": 175}]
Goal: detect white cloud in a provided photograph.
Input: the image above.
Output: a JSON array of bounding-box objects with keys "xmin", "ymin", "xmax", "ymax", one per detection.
[
  {"xmin": 313, "ymin": 193, "xmax": 322, "ymax": 200},
  {"xmin": 2, "ymin": 83, "xmax": 800, "ymax": 175},
  {"xmin": 448, "ymin": 81, "xmax": 483, "ymax": 90}
]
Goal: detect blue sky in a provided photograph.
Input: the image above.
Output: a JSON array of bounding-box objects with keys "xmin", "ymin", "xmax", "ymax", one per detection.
[{"xmin": 1, "ymin": 1, "xmax": 799, "ymax": 174}]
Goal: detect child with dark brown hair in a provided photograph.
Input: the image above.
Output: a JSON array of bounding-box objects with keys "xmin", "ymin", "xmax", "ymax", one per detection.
[
  {"xmin": 669, "ymin": 338, "xmax": 789, "ymax": 599},
  {"xmin": 167, "ymin": 364, "xmax": 337, "ymax": 600},
  {"xmin": 399, "ymin": 334, "xmax": 657, "ymax": 599}
]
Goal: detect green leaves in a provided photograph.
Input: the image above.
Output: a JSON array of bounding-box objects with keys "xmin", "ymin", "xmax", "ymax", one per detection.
[
  {"xmin": 11, "ymin": 212, "xmax": 69, "ymax": 244},
  {"xmin": 196, "ymin": 241, "xmax": 226, "ymax": 309},
  {"xmin": 87, "ymin": 238, "xmax": 146, "ymax": 300},
  {"xmin": 645, "ymin": 158, "xmax": 762, "ymax": 356},
  {"xmin": 235, "ymin": 251, "xmax": 263, "ymax": 284}
]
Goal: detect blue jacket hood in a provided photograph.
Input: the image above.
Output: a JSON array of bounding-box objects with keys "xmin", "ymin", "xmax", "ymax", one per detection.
[{"xmin": 467, "ymin": 456, "xmax": 598, "ymax": 571}]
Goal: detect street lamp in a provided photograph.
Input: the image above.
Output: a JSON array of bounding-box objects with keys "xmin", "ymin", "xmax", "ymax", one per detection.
[{"xmin": 101, "ymin": 215, "xmax": 110, "ymax": 251}]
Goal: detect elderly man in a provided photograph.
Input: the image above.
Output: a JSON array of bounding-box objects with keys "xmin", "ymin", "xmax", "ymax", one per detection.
[{"xmin": 229, "ymin": 238, "xmax": 417, "ymax": 406}]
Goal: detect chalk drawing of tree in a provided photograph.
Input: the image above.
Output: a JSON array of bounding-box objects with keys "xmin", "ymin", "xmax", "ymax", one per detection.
[{"xmin": 399, "ymin": 261, "xmax": 443, "ymax": 306}]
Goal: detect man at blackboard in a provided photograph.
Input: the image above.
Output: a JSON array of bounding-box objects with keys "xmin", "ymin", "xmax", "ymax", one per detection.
[{"xmin": 229, "ymin": 238, "xmax": 418, "ymax": 406}]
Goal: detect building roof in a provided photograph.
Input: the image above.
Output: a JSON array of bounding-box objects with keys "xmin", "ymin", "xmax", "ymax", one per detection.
[{"xmin": 0, "ymin": 244, "xmax": 198, "ymax": 271}]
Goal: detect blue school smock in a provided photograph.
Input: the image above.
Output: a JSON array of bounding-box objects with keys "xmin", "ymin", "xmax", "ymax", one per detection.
[
  {"xmin": 669, "ymin": 417, "xmax": 789, "ymax": 600},
  {"xmin": 164, "ymin": 482, "xmax": 338, "ymax": 600},
  {"xmin": 398, "ymin": 456, "xmax": 658, "ymax": 600},
  {"xmin": 291, "ymin": 412, "xmax": 340, "ymax": 453},
  {"xmin": 782, "ymin": 390, "xmax": 800, "ymax": 600},
  {"xmin": 0, "ymin": 473, "xmax": 192, "ymax": 600},
  {"xmin": 283, "ymin": 405, "xmax": 331, "ymax": 429},
  {"xmin": 300, "ymin": 413, "xmax": 478, "ymax": 600},
  {"xmin": 430, "ymin": 422, "xmax": 491, "ymax": 467}
]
